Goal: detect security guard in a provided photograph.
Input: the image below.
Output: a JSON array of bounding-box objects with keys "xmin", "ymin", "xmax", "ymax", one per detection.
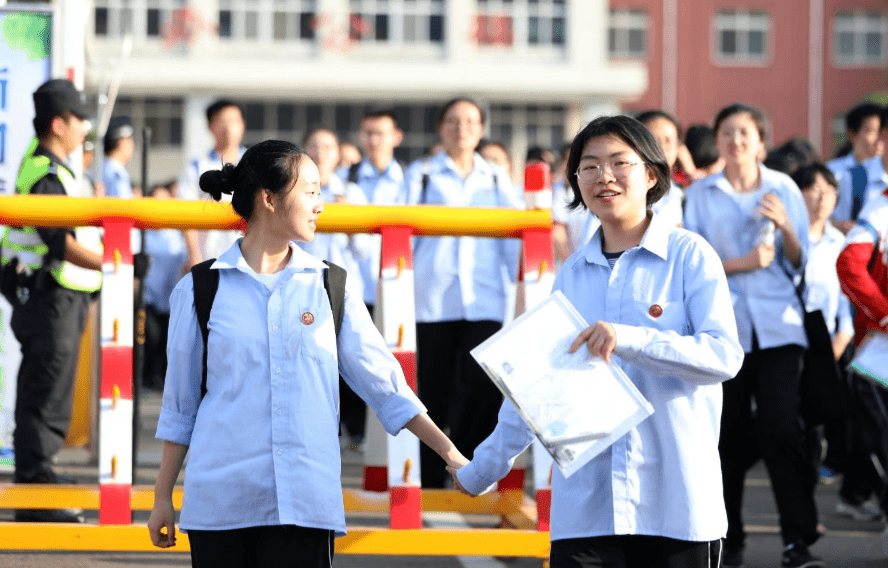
[{"xmin": 1, "ymin": 79, "xmax": 103, "ymax": 523}]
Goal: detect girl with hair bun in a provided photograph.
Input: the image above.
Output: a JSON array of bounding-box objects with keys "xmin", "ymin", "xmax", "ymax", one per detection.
[
  {"xmin": 148, "ymin": 140, "xmax": 466, "ymax": 568},
  {"xmin": 452, "ymin": 115, "xmax": 743, "ymax": 567}
]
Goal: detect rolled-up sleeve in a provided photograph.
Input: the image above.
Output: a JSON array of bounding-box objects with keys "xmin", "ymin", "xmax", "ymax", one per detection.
[
  {"xmin": 336, "ymin": 288, "xmax": 426, "ymax": 435},
  {"xmin": 155, "ymin": 273, "xmax": 204, "ymax": 446}
]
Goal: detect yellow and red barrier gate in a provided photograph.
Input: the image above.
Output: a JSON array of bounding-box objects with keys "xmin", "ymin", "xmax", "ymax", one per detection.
[{"xmin": 0, "ymin": 164, "xmax": 555, "ymax": 559}]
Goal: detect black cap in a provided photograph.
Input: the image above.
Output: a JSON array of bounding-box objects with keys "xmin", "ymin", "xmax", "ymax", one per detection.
[
  {"xmin": 106, "ymin": 116, "xmax": 135, "ymax": 142},
  {"xmin": 33, "ymin": 79, "xmax": 90, "ymax": 121}
]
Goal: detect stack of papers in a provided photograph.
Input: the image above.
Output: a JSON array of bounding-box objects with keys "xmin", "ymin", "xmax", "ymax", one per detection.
[{"xmin": 471, "ymin": 291, "xmax": 654, "ymax": 478}]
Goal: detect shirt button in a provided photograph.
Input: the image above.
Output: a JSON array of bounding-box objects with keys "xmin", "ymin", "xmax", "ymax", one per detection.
[
  {"xmin": 277, "ymin": 449, "xmax": 282, "ymax": 455},
  {"xmin": 276, "ymin": 408, "xmax": 282, "ymax": 415},
  {"xmin": 276, "ymin": 367, "xmax": 281, "ymax": 373},
  {"xmin": 273, "ymin": 325, "xmax": 279, "ymax": 331}
]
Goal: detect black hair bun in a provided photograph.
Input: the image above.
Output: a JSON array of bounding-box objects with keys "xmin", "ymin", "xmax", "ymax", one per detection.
[{"xmin": 199, "ymin": 163, "xmax": 238, "ymax": 201}]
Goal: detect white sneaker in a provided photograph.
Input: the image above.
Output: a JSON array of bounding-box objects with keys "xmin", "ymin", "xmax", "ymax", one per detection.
[{"xmin": 836, "ymin": 498, "xmax": 883, "ymax": 521}]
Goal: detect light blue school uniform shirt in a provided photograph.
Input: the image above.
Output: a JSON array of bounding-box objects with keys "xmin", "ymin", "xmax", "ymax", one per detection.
[
  {"xmin": 143, "ymin": 228, "xmax": 188, "ymax": 314},
  {"xmin": 833, "ymin": 155, "xmax": 887, "ymax": 223},
  {"xmin": 298, "ymin": 175, "xmax": 372, "ymax": 302},
  {"xmin": 403, "ymin": 151, "xmax": 521, "ymax": 323},
  {"xmin": 340, "ymin": 158, "xmax": 405, "ymax": 305},
  {"xmin": 457, "ymin": 212, "xmax": 744, "ymax": 543},
  {"xmin": 826, "ymin": 153, "xmax": 856, "ymax": 184},
  {"xmin": 683, "ymin": 165, "xmax": 811, "ymax": 352},
  {"xmin": 805, "ymin": 224, "xmax": 854, "ymax": 338},
  {"xmin": 156, "ymin": 240, "xmax": 425, "ymax": 535},
  {"xmin": 102, "ymin": 158, "xmax": 133, "ymax": 198}
]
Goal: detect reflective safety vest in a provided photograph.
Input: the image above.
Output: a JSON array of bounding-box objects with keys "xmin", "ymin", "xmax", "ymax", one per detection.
[{"xmin": 1, "ymin": 138, "xmax": 103, "ymax": 293}]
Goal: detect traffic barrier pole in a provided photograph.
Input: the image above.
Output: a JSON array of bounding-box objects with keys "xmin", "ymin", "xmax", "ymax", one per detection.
[
  {"xmin": 99, "ymin": 220, "xmax": 134, "ymax": 525},
  {"xmin": 374, "ymin": 226, "xmax": 422, "ymax": 529}
]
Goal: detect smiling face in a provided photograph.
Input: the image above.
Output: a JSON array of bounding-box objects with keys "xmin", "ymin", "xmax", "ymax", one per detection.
[
  {"xmin": 644, "ymin": 117, "xmax": 679, "ymax": 169},
  {"xmin": 304, "ymin": 130, "xmax": 340, "ymax": 186},
  {"xmin": 438, "ymin": 100, "xmax": 484, "ymax": 156},
  {"xmin": 271, "ymin": 157, "xmax": 323, "ymax": 243},
  {"xmin": 716, "ymin": 111, "xmax": 764, "ymax": 168},
  {"xmin": 577, "ymin": 134, "xmax": 656, "ymax": 226},
  {"xmin": 851, "ymin": 115, "xmax": 882, "ymax": 161}
]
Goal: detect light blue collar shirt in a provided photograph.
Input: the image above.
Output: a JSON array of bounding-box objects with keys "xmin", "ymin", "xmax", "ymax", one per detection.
[
  {"xmin": 457, "ymin": 213, "xmax": 743, "ymax": 542},
  {"xmin": 156, "ymin": 239, "xmax": 425, "ymax": 535},
  {"xmin": 805, "ymin": 224, "xmax": 855, "ymax": 337},
  {"xmin": 403, "ymin": 151, "xmax": 521, "ymax": 323},
  {"xmin": 143, "ymin": 228, "xmax": 188, "ymax": 314},
  {"xmin": 341, "ymin": 158, "xmax": 405, "ymax": 305},
  {"xmin": 102, "ymin": 158, "xmax": 133, "ymax": 198},
  {"xmin": 683, "ymin": 165, "xmax": 810, "ymax": 352}
]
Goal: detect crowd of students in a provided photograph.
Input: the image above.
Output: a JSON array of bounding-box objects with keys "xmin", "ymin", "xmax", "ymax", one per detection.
[{"xmin": 124, "ymin": 96, "xmax": 888, "ymax": 568}]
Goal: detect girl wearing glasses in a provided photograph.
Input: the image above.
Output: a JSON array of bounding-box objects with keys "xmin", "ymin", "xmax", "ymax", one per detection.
[
  {"xmin": 451, "ymin": 115, "xmax": 743, "ymax": 568},
  {"xmin": 683, "ymin": 103, "xmax": 820, "ymax": 568}
]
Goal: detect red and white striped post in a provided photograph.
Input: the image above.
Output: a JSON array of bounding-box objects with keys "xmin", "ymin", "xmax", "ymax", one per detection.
[
  {"xmin": 373, "ymin": 226, "xmax": 422, "ymax": 529},
  {"xmin": 518, "ymin": 162, "xmax": 556, "ymax": 531},
  {"xmin": 98, "ymin": 220, "xmax": 134, "ymax": 525}
]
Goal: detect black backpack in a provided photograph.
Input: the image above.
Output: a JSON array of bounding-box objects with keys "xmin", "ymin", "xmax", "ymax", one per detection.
[{"xmin": 191, "ymin": 259, "xmax": 347, "ymax": 399}]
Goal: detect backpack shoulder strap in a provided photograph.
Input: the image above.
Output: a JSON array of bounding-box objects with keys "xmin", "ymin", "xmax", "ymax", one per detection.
[
  {"xmin": 191, "ymin": 259, "xmax": 219, "ymax": 399},
  {"xmin": 347, "ymin": 162, "xmax": 361, "ymax": 185},
  {"xmin": 322, "ymin": 260, "xmax": 347, "ymax": 336},
  {"xmin": 419, "ymin": 158, "xmax": 431, "ymax": 205}
]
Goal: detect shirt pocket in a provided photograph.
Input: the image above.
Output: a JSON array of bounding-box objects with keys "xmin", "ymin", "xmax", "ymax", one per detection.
[
  {"xmin": 296, "ymin": 306, "xmax": 338, "ymax": 372},
  {"xmin": 633, "ymin": 300, "xmax": 686, "ymax": 333}
]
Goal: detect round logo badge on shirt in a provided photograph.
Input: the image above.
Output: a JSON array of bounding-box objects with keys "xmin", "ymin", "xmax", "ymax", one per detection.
[
  {"xmin": 301, "ymin": 312, "xmax": 315, "ymax": 325},
  {"xmin": 649, "ymin": 304, "xmax": 663, "ymax": 318}
]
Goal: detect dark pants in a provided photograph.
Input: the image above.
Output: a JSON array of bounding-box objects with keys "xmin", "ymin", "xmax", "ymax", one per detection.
[
  {"xmin": 550, "ymin": 535, "xmax": 723, "ymax": 568},
  {"xmin": 839, "ymin": 371, "xmax": 888, "ymax": 510},
  {"xmin": 11, "ymin": 279, "xmax": 91, "ymax": 482},
  {"xmin": 720, "ymin": 342, "xmax": 819, "ymax": 548},
  {"xmin": 188, "ymin": 525, "xmax": 334, "ymax": 568},
  {"xmin": 416, "ymin": 319, "xmax": 503, "ymax": 488},
  {"xmin": 143, "ymin": 304, "xmax": 170, "ymax": 391}
]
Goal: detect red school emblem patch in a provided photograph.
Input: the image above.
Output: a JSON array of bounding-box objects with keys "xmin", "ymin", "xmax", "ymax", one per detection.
[
  {"xmin": 649, "ymin": 304, "xmax": 663, "ymax": 318},
  {"xmin": 301, "ymin": 312, "xmax": 315, "ymax": 325}
]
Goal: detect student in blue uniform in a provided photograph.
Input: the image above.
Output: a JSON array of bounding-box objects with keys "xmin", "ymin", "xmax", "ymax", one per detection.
[
  {"xmin": 683, "ymin": 103, "xmax": 821, "ymax": 568},
  {"xmin": 402, "ymin": 97, "xmax": 521, "ymax": 488},
  {"xmin": 148, "ymin": 140, "xmax": 466, "ymax": 568},
  {"xmin": 451, "ymin": 115, "xmax": 744, "ymax": 568}
]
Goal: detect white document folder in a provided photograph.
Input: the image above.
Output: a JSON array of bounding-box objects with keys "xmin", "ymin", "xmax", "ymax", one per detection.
[
  {"xmin": 850, "ymin": 332, "xmax": 888, "ymax": 388},
  {"xmin": 471, "ymin": 291, "xmax": 654, "ymax": 478}
]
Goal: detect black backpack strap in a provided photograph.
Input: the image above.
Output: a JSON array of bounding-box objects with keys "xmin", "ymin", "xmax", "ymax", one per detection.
[
  {"xmin": 191, "ymin": 259, "xmax": 219, "ymax": 399},
  {"xmin": 419, "ymin": 159, "xmax": 430, "ymax": 205},
  {"xmin": 322, "ymin": 260, "xmax": 346, "ymax": 336},
  {"xmin": 347, "ymin": 162, "xmax": 361, "ymax": 185}
]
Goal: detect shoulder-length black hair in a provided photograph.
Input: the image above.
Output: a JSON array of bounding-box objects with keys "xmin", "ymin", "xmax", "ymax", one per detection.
[{"xmin": 565, "ymin": 115, "xmax": 671, "ymax": 211}]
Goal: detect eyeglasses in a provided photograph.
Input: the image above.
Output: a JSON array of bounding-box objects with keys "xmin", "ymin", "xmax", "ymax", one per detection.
[{"xmin": 575, "ymin": 160, "xmax": 646, "ymax": 184}]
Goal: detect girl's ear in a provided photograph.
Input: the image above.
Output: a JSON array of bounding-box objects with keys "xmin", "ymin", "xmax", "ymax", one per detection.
[
  {"xmin": 646, "ymin": 166, "xmax": 658, "ymax": 190},
  {"xmin": 259, "ymin": 188, "xmax": 276, "ymax": 213}
]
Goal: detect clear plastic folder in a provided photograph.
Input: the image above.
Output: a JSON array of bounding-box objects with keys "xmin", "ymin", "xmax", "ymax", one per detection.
[
  {"xmin": 850, "ymin": 333, "xmax": 888, "ymax": 389},
  {"xmin": 471, "ymin": 291, "xmax": 654, "ymax": 478}
]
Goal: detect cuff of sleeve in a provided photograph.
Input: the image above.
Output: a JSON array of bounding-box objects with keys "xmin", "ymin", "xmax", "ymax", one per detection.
[
  {"xmin": 376, "ymin": 393, "xmax": 427, "ymax": 436},
  {"xmin": 456, "ymin": 461, "xmax": 497, "ymax": 497},
  {"xmin": 155, "ymin": 407, "xmax": 196, "ymax": 446},
  {"xmin": 611, "ymin": 323, "xmax": 645, "ymax": 362}
]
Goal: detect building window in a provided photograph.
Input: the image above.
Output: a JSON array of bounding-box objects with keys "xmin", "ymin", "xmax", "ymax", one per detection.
[
  {"xmin": 347, "ymin": 0, "xmax": 445, "ymax": 45},
  {"xmin": 714, "ymin": 9, "xmax": 770, "ymax": 63},
  {"xmin": 833, "ymin": 11, "xmax": 888, "ymax": 66},
  {"xmin": 113, "ymin": 96, "xmax": 184, "ymax": 147},
  {"xmin": 217, "ymin": 0, "xmax": 316, "ymax": 42},
  {"xmin": 489, "ymin": 104, "xmax": 567, "ymax": 156},
  {"xmin": 93, "ymin": 0, "xmax": 180, "ymax": 39},
  {"xmin": 608, "ymin": 9, "xmax": 647, "ymax": 58},
  {"xmin": 473, "ymin": 0, "xmax": 565, "ymax": 48}
]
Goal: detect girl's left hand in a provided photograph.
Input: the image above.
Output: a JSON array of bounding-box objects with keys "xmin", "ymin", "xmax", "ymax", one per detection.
[
  {"xmin": 759, "ymin": 193, "xmax": 790, "ymax": 230},
  {"xmin": 569, "ymin": 321, "xmax": 617, "ymax": 363}
]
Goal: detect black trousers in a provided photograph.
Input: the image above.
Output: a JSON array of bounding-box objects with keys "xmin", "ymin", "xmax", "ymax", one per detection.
[
  {"xmin": 188, "ymin": 525, "xmax": 334, "ymax": 568},
  {"xmin": 719, "ymin": 342, "xmax": 819, "ymax": 548},
  {"xmin": 11, "ymin": 279, "xmax": 91, "ymax": 481},
  {"xmin": 143, "ymin": 304, "xmax": 170, "ymax": 390},
  {"xmin": 416, "ymin": 319, "xmax": 503, "ymax": 488},
  {"xmin": 550, "ymin": 535, "xmax": 723, "ymax": 568},
  {"xmin": 839, "ymin": 371, "xmax": 888, "ymax": 510}
]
